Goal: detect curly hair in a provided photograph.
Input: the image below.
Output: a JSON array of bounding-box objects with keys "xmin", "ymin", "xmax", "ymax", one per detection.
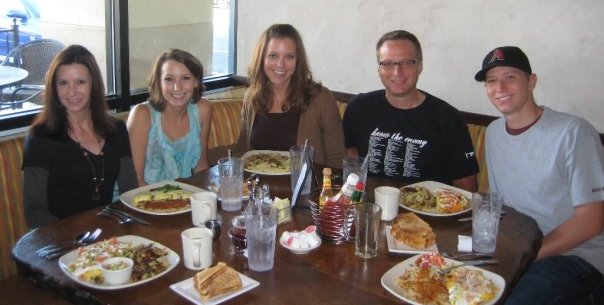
[
  {"xmin": 247, "ymin": 24, "xmax": 321, "ymax": 114},
  {"xmin": 147, "ymin": 49, "xmax": 205, "ymax": 111},
  {"xmin": 31, "ymin": 44, "xmax": 116, "ymax": 140}
]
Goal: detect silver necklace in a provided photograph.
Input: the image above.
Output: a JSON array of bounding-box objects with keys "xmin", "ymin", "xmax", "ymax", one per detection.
[{"xmin": 75, "ymin": 136, "xmax": 105, "ymax": 201}]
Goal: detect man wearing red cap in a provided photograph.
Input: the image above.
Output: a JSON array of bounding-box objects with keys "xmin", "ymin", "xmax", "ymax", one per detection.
[{"xmin": 476, "ymin": 46, "xmax": 604, "ymax": 305}]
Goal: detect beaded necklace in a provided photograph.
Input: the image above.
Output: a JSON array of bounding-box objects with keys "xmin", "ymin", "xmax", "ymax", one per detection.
[{"xmin": 75, "ymin": 136, "xmax": 105, "ymax": 201}]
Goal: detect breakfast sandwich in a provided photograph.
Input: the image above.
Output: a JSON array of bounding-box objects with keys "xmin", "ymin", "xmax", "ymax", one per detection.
[
  {"xmin": 194, "ymin": 262, "xmax": 243, "ymax": 301},
  {"xmin": 391, "ymin": 212, "xmax": 436, "ymax": 249}
]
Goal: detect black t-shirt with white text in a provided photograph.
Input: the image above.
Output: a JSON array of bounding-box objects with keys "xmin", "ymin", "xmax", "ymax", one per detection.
[{"xmin": 343, "ymin": 90, "xmax": 478, "ymax": 185}]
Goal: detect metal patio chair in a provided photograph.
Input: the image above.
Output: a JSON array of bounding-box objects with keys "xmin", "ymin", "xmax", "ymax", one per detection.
[{"xmin": 0, "ymin": 39, "xmax": 64, "ymax": 107}]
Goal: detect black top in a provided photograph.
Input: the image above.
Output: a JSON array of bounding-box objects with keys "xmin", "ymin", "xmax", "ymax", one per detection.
[
  {"xmin": 22, "ymin": 120, "xmax": 133, "ymax": 219},
  {"xmin": 343, "ymin": 90, "xmax": 478, "ymax": 185},
  {"xmin": 250, "ymin": 111, "xmax": 301, "ymax": 151}
]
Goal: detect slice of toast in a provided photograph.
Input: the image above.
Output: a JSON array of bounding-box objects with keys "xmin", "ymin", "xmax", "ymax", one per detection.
[
  {"xmin": 194, "ymin": 262, "xmax": 243, "ymax": 301},
  {"xmin": 391, "ymin": 212, "xmax": 436, "ymax": 249},
  {"xmin": 194, "ymin": 262, "xmax": 227, "ymax": 293}
]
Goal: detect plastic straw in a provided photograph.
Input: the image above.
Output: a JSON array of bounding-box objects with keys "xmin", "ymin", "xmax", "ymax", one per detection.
[
  {"xmin": 362, "ymin": 149, "xmax": 370, "ymax": 169},
  {"xmin": 300, "ymin": 139, "xmax": 308, "ymax": 167}
]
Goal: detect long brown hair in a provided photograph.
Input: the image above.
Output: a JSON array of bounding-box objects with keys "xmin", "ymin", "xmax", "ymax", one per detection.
[
  {"xmin": 147, "ymin": 49, "xmax": 205, "ymax": 111},
  {"xmin": 31, "ymin": 44, "xmax": 116, "ymax": 140},
  {"xmin": 247, "ymin": 24, "xmax": 320, "ymax": 114}
]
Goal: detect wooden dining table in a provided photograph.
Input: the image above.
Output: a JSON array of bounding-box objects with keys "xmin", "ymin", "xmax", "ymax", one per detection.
[{"xmin": 12, "ymin": 166, "xmax": 543, "ymax": 305}]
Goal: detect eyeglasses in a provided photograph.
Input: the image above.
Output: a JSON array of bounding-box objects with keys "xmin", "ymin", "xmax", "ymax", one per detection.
[{"xmin": 379, "ymin": 59, "xmax": 419, "ymax": 70}]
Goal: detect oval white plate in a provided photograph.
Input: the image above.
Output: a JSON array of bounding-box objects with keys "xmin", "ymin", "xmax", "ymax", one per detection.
[
  {"xmin": 59, "ymin": 235, "xmax": 180, "ymax": 290},
  {"xmin": 120, "ymin": 181, "xmax": 206, "ymax": 215},
  {"xmin": 399, "ymin": 181, "xmax": 472, "ymax": 217},
  {"xmin": 242, "ymin": 150, "xmax": 290, "ymax": 176},
  {"xmin": 381, "ymin": 253, "xmax": 505, "ymax": 305}
]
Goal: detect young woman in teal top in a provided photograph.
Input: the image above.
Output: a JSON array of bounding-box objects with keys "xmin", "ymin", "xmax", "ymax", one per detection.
[{"xmin": 127, "ymin": 49, "xmax": 212, "ymax": 186}]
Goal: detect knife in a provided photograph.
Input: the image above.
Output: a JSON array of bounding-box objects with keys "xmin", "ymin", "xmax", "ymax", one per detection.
[{"xmin": 104, "ymin": 206, "xmax": 151, "ymax": 225}]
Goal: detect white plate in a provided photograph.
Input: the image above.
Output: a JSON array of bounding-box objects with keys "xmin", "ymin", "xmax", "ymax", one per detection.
[
  {"xmin": 385, "ymin": 225, "xmax": 438, "ymax": 254},
  {"xmin": 399, "ymin": 181, "xmax": 472, "ymax": 217},
  {"xmin": 59, "ymin": 235, "xmax": 180, "ymax": 290},
  {"xmin": 170, "ymin": 271, "xmax": 259, "ymax": 305},
  {"xmin": 242, "ymin": 150, "xmax": 290, "ymax": 175},
  {"xmin": 381, "ymin": 254, "xmax": 505, "ymax": 305},
  {"xmin": 120, "ymin": 181, "xmax": 206, "ymax": 215}
]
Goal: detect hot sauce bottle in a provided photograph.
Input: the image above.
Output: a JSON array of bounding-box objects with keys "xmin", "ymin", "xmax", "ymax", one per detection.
[
  {"xmin": 325, "ymin": 173, "xmax": 359, "ymax": 207},
  {"xmin": 319, "ymin": 168, "xmax": 335, "ymax": 212}
]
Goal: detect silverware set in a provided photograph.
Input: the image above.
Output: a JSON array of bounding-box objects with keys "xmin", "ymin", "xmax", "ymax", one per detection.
[
  {"xmin": 36, "ymin": 228, "xmax": 102, "ymax": 260},
  {"xmin": 97, "ymin": 206, "xmax": 151, "ymax": 225}
]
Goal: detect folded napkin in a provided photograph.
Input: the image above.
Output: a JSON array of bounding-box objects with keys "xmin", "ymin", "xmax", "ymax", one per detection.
[{"xmin": 458, "ymin": 235, "xmax": 473, "ymax": 252}]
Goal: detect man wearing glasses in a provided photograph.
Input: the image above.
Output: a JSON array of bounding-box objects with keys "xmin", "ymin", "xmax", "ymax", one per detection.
[{"xmin": 342, "ymin": 30, "xmax": 478, "ymax": 192}]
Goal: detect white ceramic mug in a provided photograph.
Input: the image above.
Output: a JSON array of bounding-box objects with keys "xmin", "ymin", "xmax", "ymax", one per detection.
[
  {"xmin": 191, "ymin": 192, "xmax": 218, "ymax": 226},
  {"xmin": 374, "ymin": 186, "xmax": 401, "ymax": 221},
  {"xmin": 181, "ymin": 227, "xmax": 213, "ymax": 270}
]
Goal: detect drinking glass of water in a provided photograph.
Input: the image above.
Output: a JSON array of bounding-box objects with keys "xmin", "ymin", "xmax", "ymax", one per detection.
[{"xmin": 471, "ymin": 192, "xmax": 503, "ymax": 254}]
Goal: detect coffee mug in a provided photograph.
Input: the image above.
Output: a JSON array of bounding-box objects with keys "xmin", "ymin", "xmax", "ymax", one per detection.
[
  {"xmin": 181, "ymin": 227, "xmax": 213, "ymax": 270},
  {"xmin": 191, "ymin": 192, "xmax": 218, "ymax": 227},
  {"xmin": 374, "ymin": 186, "xmax": 401, "ymax": 221}
]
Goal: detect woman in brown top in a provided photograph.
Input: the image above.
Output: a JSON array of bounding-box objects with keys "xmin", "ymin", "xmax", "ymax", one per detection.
[{"xmin": 236, "ymin": 23, "xmax": 345, "ymax": 168}]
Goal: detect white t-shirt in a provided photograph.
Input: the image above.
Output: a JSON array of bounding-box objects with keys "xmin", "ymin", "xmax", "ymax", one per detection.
[{"xmin": 486, "ymin": 106, "xmax": 604, "ymax": 274}]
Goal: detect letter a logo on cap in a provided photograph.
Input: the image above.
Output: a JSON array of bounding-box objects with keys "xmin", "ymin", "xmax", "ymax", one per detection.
[{"xmin": 488, "ymin": 49, "xmax": 505, "ymax": 64}]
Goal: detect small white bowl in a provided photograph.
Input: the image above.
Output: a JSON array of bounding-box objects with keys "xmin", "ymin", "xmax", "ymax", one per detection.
[
  {"xmin": 279, "ymin": 233, "xmax": 322, "ymax": 255},
  {"xmin": 99, "ymin": 257, "xmax": 133, "ymax": 285}
]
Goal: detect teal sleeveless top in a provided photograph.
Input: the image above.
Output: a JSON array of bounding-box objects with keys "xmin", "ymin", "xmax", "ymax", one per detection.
[{"xmin": 144, "ymin": 102, "xmax": 202, "ymax": 184}]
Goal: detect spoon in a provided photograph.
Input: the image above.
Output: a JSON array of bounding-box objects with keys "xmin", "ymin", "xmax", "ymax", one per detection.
[
  {"xmin": 43, "ymin": 228, "xmax": 103, "ymax": 260},
  {"xmin": 38, "ymin": 228, "xmax": 103, "ymax": 258},
  {"xmin": 36, "ymin": 231, "xmax": 91, "ymax": 256}
]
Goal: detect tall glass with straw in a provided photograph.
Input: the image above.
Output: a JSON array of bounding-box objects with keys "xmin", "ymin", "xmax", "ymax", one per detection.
[{"xmin": 289, "ymin": 139, "xmax": 314, "ymax": 195}]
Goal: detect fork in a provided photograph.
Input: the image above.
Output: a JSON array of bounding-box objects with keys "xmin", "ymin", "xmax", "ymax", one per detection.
[
  {"xmin": 437, "ymin": 259, "xmax": 499, "ymax": 275},
  {"xmin": 441, "ymin": 252, "xmax": 493, "ymax": 261},
  {"xmin": 97, "ymin": 211, "xmax": 133, "ymax": 225}
]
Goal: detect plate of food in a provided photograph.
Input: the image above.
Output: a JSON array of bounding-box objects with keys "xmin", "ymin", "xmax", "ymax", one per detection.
[
  {"xmin": 120, "ymin": 181, "xmax": 205, "ymax": 215},
  {"xmin": 170, "ymin": 262, "xmax": 259, "ymax": 305},
  {"xmin": 399, "ymin": 181, "xmax": 472, "ymax": 217},
  {"xmin": 242, "ymin": 150, "xmax": 290, "ymax": 175},
  {"xmin": 381, "ymin": 252, "xmax": 505, "ymax": 305},
  {"xmin": 59, "ymin": 235, "xmax": 179, "ymax": 290}
]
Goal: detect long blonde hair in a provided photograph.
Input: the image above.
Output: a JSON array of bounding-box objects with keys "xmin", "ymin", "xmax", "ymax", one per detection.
[{"xmin": 247, "ymin": 24, "xmax": 321, "ymax": 114}]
